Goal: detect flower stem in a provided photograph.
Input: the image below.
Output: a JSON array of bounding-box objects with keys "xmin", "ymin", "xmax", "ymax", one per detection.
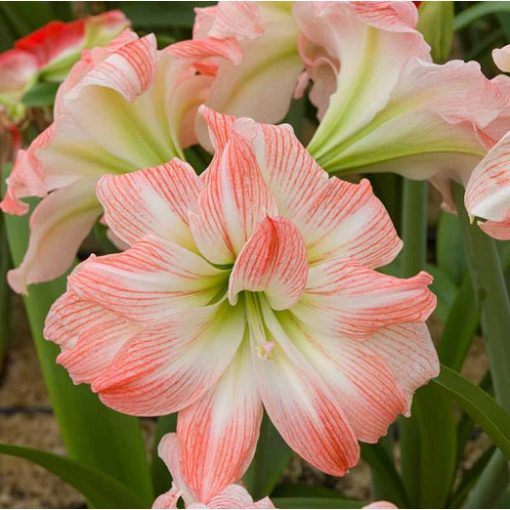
[
  {"xmin": 454, "ymin": 183, "xmax": 510, "ymax": 506},
  {"xmin": 0, "ymin": 212, "xmax": 11, "ymax": 376},
  {"xmin": 398, "ymin": 179, "xmax": 428, "ymax": 505}
]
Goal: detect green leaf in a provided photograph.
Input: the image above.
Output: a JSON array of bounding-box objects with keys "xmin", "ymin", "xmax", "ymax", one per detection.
[
  {"xmin": 438, "ymin": 274, "xmax": 479, "ymax": 371},
  {"xmin": 151, "ymin": 413, "xmax": 177, "ymax": 497},
  {"xmin": 22, "ymin": 81, "xmax": 60, "ymax": 107},
  {"xmin": 120, "ymin": 2, "xmax": 214, "ymax": 29},
  {"xmin": 426, "ymin": 263, "xmax": 458, "ymax": 322},
  {"xmin": 243, "ymin": 414, "xmax": 293, "ymax": 499},
  {"xmin": 417, "ymin": 1, "xmax": 454, "ymax": 63},
  {"xmin": 437, "ymin": 211, "xmax": 467, "ymax": 286},
  {"xmin": 272, "ymin": 484, "xmax": 347, "ymax": 500},
  {"xmin": 2, "ymin": 165, "xmax": 153, "ymax": 505},
  {"xmin": 273, "ymin": 497, "xmax": 363, "ymax": 509},
  {"xmin": 432, "ymin": 365, "xmax": 510, "ymax": 459},
  {"xmin": 448, "ymin": 446, "xmax": 496, "ymax": 508},
  {"xmin": 455, "ymin": 2, "xmax": 510, "ymax": 32},
  {"xmin": 413, "ymin": 383, "xmax": 457, "ymax": 507},
  {"xmin": 0, "ymin": 442, "xmax": 145, "ymax": 509},
  {"xmin": 360, "ymin": 443, "xmax": 408, "ymax": 508}
]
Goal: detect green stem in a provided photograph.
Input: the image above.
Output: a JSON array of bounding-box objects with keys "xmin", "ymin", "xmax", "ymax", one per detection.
[
  {"xmin": 400, "ymin": 179, "xmax": 428, "ymax": 277},
  {"xmin": 454, "ymin": 184, "xmax": 510, "ymax": 506},
  {"xmin": 150, "ymin": 414, "xmax": 177, "ymax": 498},
  {"xmin": 399, "ymin": 180, "xmax": 428, "ymax": 506},
  {"xmin": 0, "ymin": 212, "xmax": 11, "ymax": 375}
]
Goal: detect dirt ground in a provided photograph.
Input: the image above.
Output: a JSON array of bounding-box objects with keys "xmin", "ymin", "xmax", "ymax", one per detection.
[{"xmin": 0, "ymin": 292, "xmax": 489, "ymax": 508}]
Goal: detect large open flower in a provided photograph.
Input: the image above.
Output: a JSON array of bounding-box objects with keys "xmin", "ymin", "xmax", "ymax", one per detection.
[
  {"xmin": 0, "ymin": 11, "xmax": 129, "ymax": 123},
  {"xmin": 1, "ymin": 29, "xmax": 210, "ymax": 293},
  {"xmin": 153, "ymin": 433, "xmax": 274, "ymax": 509},
  {"xmin": 296, "ymin": 2, "xmax": 510, "ymax": 213},
  {"xmin": 45, "ymin": 108, "xmax": 438, "ymax": 498}
]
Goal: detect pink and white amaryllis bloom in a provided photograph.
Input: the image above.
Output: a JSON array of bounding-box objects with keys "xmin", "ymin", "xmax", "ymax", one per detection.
[
  {"xmin": 296, "ymin": 2, "xmax": 510, "ymax": 216},
  {"xmin": 0, "ymin": 11, "xmax": 129, "ymax": 123},
  {"xmin": 1, "ymin": 29, "xmax": 210, "ymax": 294},
  {"xmin": 153, "ymin": 433, "xmax": 274, "ymax": 509},
  {"xmin": 168, "ymin": 1, "xmax": 302, "ymax": 148},
  {"xmin": 45, "ymin": 107, "xmax": 438, "ymax": 496},
  {"xmin": 464, "ymin": 46, "xmax": 510, "ymax": 240}
]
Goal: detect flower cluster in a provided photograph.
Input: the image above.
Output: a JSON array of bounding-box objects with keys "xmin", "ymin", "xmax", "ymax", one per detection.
[
  {"xmin": 0, "ymin": 11, "xmax": 128, "ymax": 124},
  {"xmin": 3, "ymin": 1, "xmax": 510, "ymax": 507}
]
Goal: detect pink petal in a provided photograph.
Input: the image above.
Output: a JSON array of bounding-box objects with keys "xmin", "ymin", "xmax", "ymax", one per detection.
[
  {"xmin": 68, "ymin": 235, "xmax": 226, "ymax": 326},
  {"xmin": 465, "ymin": 129, "xmax": 510, "ymax": 240},
  {"xmin": 299, "ymin": 178, "xmax": 402, "ymax": 268},
  {"xmin": 157, "ymin": 433, "xmax": 195, "ymax": 505},
  {"xmin": 152, "ymin": 488, "xmax": 180, "ymax": 509},
  {"xmin": 207, "ymin": 485, "xmax": 274, "ymax": 509},
  {"xmin": 97, "ymin": 159, "xmax": 203, "ymax": 248},
  {"xmin": 248, "ymin": 122, "xmax": 401, "ymax": 267},
  {"xmin": 168, "ymin": 37, "xmax": 243, "ymax": 67},
  {"xmin": 364, "ymin": 323, "xmax": 440, "ymax": 411},
  {"xmin": 493, "ymin": 45, "xmax": 510, "ymax": 73},
  {"xmin": 66, "ymin": 33, "xmax": 157, "ymax": 102},
  {"xmin": 177, "ymin": 342, "xmax": 263, "ymax": 503},
  {"xmin": 363, "ymin": 501, "xmax": 398, "ymax": 509},
  {"xmin": 0, "ymin": 48, "xmax": 37, "ymax": 109},
  {"xmin": 253, "ymin": 301, "xmax": 360, "ymax": 476},
  {"xmin": 189, "ymin": 121, "xmax": 277, "ymax": 264},
  {"xmin": 91, "ymin": 302, "xmax": 246, "ymax": 416},
  {"xmin": 251, "ymin": 122, "xmax": 328, "ymax": 219},
  {"xmin": 294, "ymin": 259, "xmax": 436, "ymax": 339},
  {"xmin": 278, "ymin": 315, "xmax": 407, "ymax": 443},
  {"xmin": 198, "ymin": 106, "xmax": 237, "ymax": 152},
  {"xmin": 0, "ymin": 125, "xmax": 55, "ymax": 215},
  {"xmin": 201, "ymin": 2, "xmax": 264, "ymax": 40},
  {"xmin": 7, "ymin": 178, "xmax": 101, "ymax": 294},
  {"xmin": 228, "ymin": 216, "xmax": 308, "ymax": 310},
  {"xmin": 47, "ymin": 294, "xmax": 138, "ymax": 385},
  {"xmin": 296, "ymin": 0, "xmax": 429, "ymax": 156}
]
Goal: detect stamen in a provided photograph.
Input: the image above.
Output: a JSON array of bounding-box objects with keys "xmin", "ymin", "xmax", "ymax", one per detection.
[{"xmin": 257, "ymin": 341, "xmax": 275, "ymax": 360}]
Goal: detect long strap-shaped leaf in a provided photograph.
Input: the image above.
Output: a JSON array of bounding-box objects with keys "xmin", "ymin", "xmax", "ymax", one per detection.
[
  {"xmin": 2, "ymin": 168, "xmax": 152, "ymax": 505},
  {"xmin": 432, "ymin": 365, "xmax": 510, "ymax": 459},
  {"xmin": 0, "ymin": 442, "xmax": 145, "ymax": 509}
]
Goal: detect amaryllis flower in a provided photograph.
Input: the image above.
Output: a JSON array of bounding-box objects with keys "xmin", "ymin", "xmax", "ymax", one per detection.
[
  {"xmin": 0, "ymin": 11, "xmax": 129, "ymax": 123},
  {"xmin": 153, "ymin": 433, "xmax": 274, "ymax": 509},
  {"xmin": 45, "ymin": 108, "xmax": 438, "ymax": 498},
  {"xmin": 168, "ymin": 1, "xmax": 302, "ymax": 148},
  {"xmin": 463, "ymin": 45, "xmax": 510, "ymax": 240},
  {"xmin": 1, "ymin": 29, "xmax": 211, "ymax": 294},
  {"xmin": 295, "ymin": 2, "xmax": 510, "ymax": 213}
]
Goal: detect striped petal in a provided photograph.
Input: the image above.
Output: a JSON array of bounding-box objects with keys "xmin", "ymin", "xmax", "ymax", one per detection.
[
  {"xmin": 7, "ymin": 178, "xmax": 101, "ymax": 294},
  {"xmin": 300, "ymin": 178, "xmax": 402, "ymax": 268},
  {"xmin": 97, "ymin": 160, "xmax": 203, "ymax": 248},
  {"xmin": 177, "ymin": 341, "xmax": 263, "ymax": 503},
  {"xmin": 206, "ymin": 485, "xmax": 275, "ymax": 509},
  {"xmin": 277, "ymin": 312, "xmax": 407, "ymax": 443},
  {"xmin": 465, "ymin": 129, "xmax": 510, "ymax": 240},
  {"xmin": 293, "ymin": 259, "xmax": 436, "ymax": 339},
  {"xmin": 364, "ymin": 323, "xmax": 440, "ymax": 410},
  {"xmin": 44, "ymin": 289, "xmax": 139, "ymax": 384},
  {"xmin": 253, "ymin": 300, "xmax": 360, "ymax": 476},
  {"xmin": 493, "ymin": 45, "xmax": 510, "ymax": 73},
  {"xmin": 156, "ymin": 433, "xmax": 195, "ymax": 506},
  {"xmin": 228, "ymin": 216, "xmax": 308, "ymax": 310},
  {"xmin": 248, "ymin": 122, "xmax": 401, "ymax": 267},
  {"xmin": 189, "ymin": 121, "xmax": 277, "ymax": 264},
  {"xmin": 68, "ymin": 235, "xmax": 226, "ymax": 327},
  {"xmin": 92, "ymin": 301, "xmax": 246, "ymax": 416},
  {"xmin": 1, "ymin": 125, "xmax": 55, "ymax": 215},
  {"xmin": 251, "ymin": 122, "xmax": 329, "ymax": 219}
]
